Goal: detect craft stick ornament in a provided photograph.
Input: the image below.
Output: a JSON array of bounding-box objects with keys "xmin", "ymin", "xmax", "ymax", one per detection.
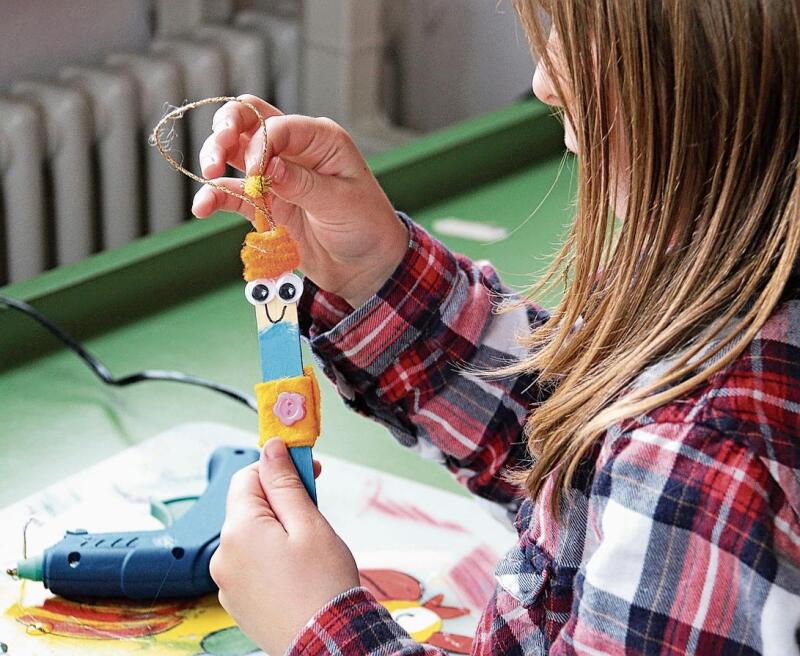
[{"xmin": 152, "ymin": 97, "xmax": 321, "ymax": 504}]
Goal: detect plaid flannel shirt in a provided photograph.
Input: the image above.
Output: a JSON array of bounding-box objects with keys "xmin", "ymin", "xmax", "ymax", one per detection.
[{"xmin": 291, "ymin": 214, "xmax": 800, "ymax": 655}]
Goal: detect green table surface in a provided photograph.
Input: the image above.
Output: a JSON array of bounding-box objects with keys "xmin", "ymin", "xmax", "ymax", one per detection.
[{"xmin": 0, "ymin": 100, "xmax": 575, "ymax": 507}]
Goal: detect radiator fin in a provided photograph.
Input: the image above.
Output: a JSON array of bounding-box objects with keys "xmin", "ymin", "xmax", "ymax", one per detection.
[
  {"xmin": 59, "ymin": 67, "xmax": 142, "ymax": 249},
  {"xmin": 0, "ymin": 10, "xmax": 298, "ymax": 286},
  {"xmin": 11, "ymin": 82, "xmax": 96, "ymax": 267},
  {"xmin": 0, "ymin": 98, "xmax": 47, "ymax": 283}
]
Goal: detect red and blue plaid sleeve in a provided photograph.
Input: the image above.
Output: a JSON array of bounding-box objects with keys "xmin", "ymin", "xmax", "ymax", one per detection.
[
  {"xmin": 552, "ymin": 418, "xmax": 800, "ymax": 655},
  {"xmin": 287, "ymin": 587, "xmax": 447, "ymax": 656},
  {"xmin": 298, "ymin": 213, "xmax": 551, "ymax": 514}
]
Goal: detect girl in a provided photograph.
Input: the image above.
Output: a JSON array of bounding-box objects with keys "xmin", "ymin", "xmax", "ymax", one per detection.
[{"xmin": 192, "ymin": 1, "xmax": 800, "ymax": 654}]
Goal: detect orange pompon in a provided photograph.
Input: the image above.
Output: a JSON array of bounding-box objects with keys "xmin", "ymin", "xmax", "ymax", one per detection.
[{"xmin": 241, "ymin": 226, "xmax": 301, "ymax": 281}]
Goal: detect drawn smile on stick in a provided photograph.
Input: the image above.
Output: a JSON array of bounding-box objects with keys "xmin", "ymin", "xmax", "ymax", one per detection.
[
  {"xmin": 265, "ymin": 304, "xmax": 287, "ymax": 324},
  {"xmin": 245, "ymin": 275, "xmax": 303, "ymax": 330}
]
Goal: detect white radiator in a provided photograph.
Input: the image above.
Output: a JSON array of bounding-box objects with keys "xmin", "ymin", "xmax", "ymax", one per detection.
[{"xmin": 0, "ymin": 15, "xmax": 295, "ymax": 286}]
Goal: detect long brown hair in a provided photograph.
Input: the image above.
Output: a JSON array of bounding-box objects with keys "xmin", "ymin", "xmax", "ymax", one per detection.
[{"xmin": 510, "ymin": 0, "xmax": 800, "ymax": 508}]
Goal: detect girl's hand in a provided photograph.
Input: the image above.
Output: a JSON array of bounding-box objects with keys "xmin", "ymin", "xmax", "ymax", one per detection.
[
  {"xmin": 209, "ymin": 439, "xmax": 360, "ymax": 655},
  {"xmin": 193, "ymin": 95, "xmax": 408, "ymax": 308}
]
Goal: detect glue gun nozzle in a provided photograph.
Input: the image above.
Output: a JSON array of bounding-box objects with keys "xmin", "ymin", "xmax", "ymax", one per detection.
[{"xmin": 6, "ymin": 567, "xmax": 18, "ymax": 579}]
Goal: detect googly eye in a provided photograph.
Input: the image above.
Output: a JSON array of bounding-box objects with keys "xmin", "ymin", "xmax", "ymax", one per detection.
[
  {"xmin": 276, "ymin": 273, "xmax": 303, "ymax": 304},
  {"xmin": 244, "ymin": 279, "xmax": 275, "ymax": 306}
]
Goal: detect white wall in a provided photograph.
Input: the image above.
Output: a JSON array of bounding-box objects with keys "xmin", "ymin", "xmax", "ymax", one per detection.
[
  {"xmin": 385, "ymin": 0, "xmax": 536, "ymax": 131},
  {"xmin": 0, "ymin": 0, "xmax": 536, "ymax": 129},
  {"xmin": 0, "ymin": 1, "xmax": 151, "ymax": 90}
]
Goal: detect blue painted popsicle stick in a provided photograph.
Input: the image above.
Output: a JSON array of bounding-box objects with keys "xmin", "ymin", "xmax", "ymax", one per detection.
[
  {"xmin": 290, "ymin": 447, "xmax": 317, "ymax": 505},
  {"xmin": 258, "ymin": 317, "xmax": 318, "ymax": 505},
  {"xmin": 258, "ymin": 321, "xmax": 304, "ymax": 380}
]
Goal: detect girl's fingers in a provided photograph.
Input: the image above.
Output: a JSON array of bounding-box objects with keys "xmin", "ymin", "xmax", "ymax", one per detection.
[
  {"xmin": 206, "ymin": 101, "xmax": 360, "ymax": 184},
  {"xmin": 224, "ymin": 464, "xmax": 270, "ymax": 523},
  {"xmin": 212, "ymin": 94, "xmax": 284, "ymax": 136},
  {"xmin": 245, "ymin": 115, "xmax": 358, "ymax": 177},
  {"xmin": 205, "ymin": 96, "xmax": 284, "ymax": 178},
  {"xmin": 199, "ymin": 130, "xmax": 251, "ymax": 178},
  {"xmin": 199, "ymin": 152, "xmax": 345, "ymax": 219},
  {"xmin": 191, "ymin": 176, "xmax": 312, "ymax": 232},
  {"xmin": 199, "ymin": 133, "xmax": 227, "ymax": 179},
  {"xmin": 258, "ymin": 439, "xmax": 320, "ymax": 535},
  {"xmin": 313, "ymin": 460, "xmax": 322, "ymax": 479},
  {"xmin": 191, "ymin": 178, "xmax": 257, "ymax": 222}
]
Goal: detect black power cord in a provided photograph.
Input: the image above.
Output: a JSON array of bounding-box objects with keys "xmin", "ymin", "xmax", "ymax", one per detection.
[{"xmin": 0, "ymin": 294, "xmax": 257, "ymax": 412}]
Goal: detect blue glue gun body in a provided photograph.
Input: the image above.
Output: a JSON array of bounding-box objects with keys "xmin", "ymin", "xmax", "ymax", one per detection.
[{"xmin": 33, "ymin": 447, "xmax": 259, "ymax": 600}]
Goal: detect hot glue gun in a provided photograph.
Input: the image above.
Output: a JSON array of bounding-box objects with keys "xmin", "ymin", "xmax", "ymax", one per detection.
[{"xmin": 6, "ymin": 446, "xmax": 259, "ymax": 600}]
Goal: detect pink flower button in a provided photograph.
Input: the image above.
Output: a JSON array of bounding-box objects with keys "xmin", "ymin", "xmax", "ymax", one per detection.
[{"xmin": 273, "ymin": 392, "xmax": 306, "ymax": 426}]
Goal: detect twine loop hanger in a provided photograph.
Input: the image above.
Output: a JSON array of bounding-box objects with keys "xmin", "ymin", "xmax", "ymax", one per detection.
[{"xmin": 151, "ymin": 96, "xmax": 275, "ymax": 232}]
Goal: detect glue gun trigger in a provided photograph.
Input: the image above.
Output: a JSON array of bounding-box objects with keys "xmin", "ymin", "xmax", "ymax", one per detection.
[{"xmin": 149, "ymin": 496, "xmax": 200, "ymax": 527}]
